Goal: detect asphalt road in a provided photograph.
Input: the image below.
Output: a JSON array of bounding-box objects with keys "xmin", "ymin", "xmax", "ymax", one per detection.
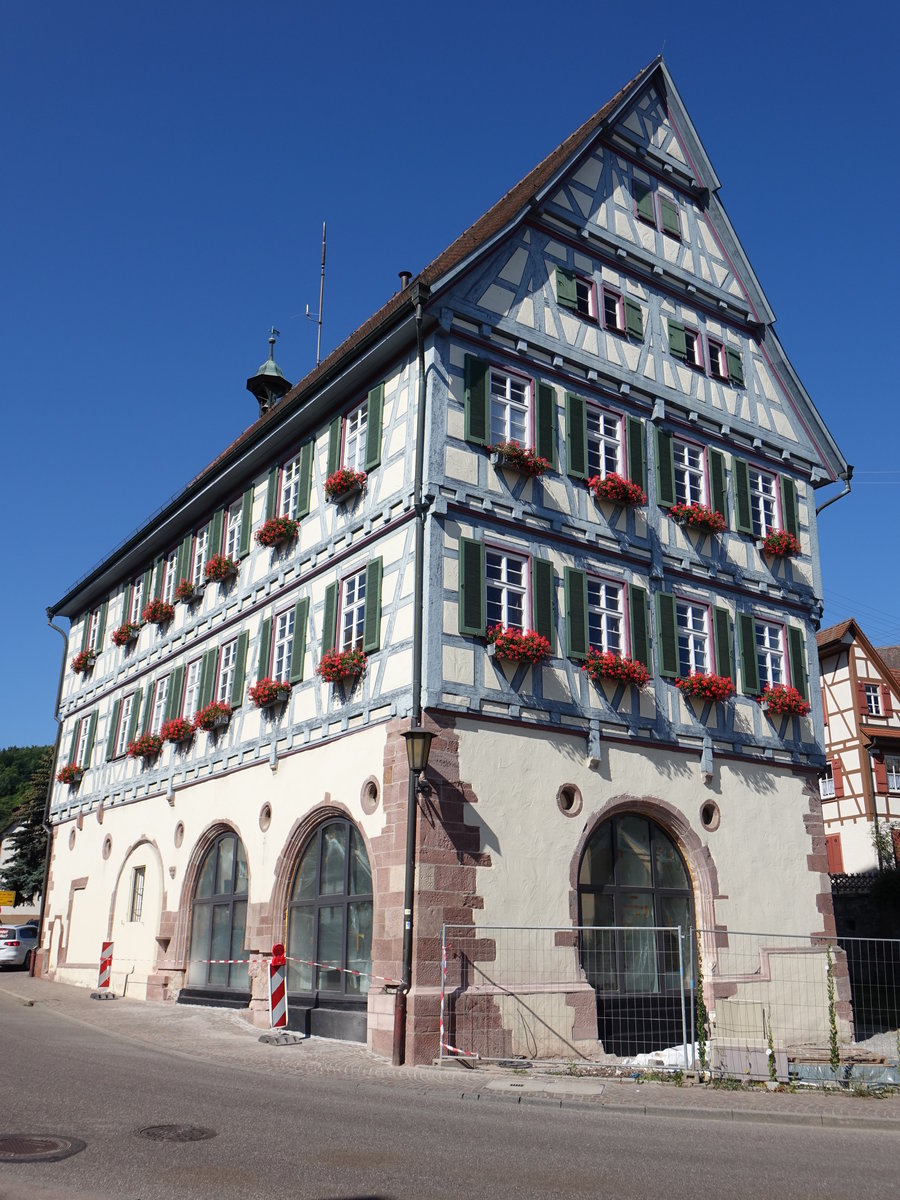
[{"xmin": 1, "ymin": 989, "xmax": 898, "ymax": 1200}]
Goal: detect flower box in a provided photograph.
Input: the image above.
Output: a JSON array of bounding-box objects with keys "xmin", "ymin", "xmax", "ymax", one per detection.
[
  {"xmin": 761, "ymin": 530, "xmax": 801, "ymax": 559},
  {"xmin": 486, "ymin": 625, "xmax": 551, "ymax": 666},
  {"xmin": 325, "ymin": 468, "xmax": 367, "ymax": 502},
  {"xmin": 669, "ymin": 503, "xmax": 726, "ymax": 534},
  {"xmin": 588, "ymin": 473, "xmax": 646, "ymax": 507},
  {"xmin": 581, "ymin": 649, "xmax": 650, "ymax": 689},
  {"xmin": 205, "ymin": 554, "xmax": 239, "ymax": 584},
  {"xmin": 758, "ymin": 684, "xmax": 810, "ymax": 717},
  {"xmin": 127, "ymin": 733, "xmax": 163, "ymax": 760},
  {"xmin": 316, "ymin": 648, "xmax": 368, "ymax": 683},
  {"xmin": 71, "ymin": 649, "xmax": 98, "ymax": 674},
  {"xmin": 174, "ymin": 579, "xmax": 201, "ymax": 604},
  {"xmin": 142, "ymin": 598, "xmax": 175, "ymax": 626},
  {"xmin": 111, "ymin": 622, "xmax": 141, "ymax": 648},
  {"xmin": 255, "ymin": 516, "xmax": 299, "ymax": 549},
  {"xmin": 489, "ymin": 442, "xmax": 550, "ymax": 477},
  {"xmin": 160, "ymin": 717, "xmax": 194, "ymax": 745},
  {"xmin": 248, "ymin": 678, "xmax": 292, "ymax": 708},
  {"xmin": 56, "ymin": 763, "xmax": 83, "ymax": 786},
  {"xmin": 675, "ymin": 673, "xmax": 735, "ymax": 702},
  {"xmin": 193, "ymin": 701, "xmax": 233, "ymax": 732}
]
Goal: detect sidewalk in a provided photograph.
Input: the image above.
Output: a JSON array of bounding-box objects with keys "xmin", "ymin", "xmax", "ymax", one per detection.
[{"xmin": 3, "ymin": 972, "xmax": 900, "ymax": 1130}]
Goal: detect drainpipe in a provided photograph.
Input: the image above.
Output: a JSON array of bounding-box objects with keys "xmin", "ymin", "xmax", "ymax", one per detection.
[
  {"xmin": 393, "ymin": 281, "xmax": 431, "ymax": 1066},
  {"xmin": 35, "ymin": 609, "xmax": 69, "ymax": 972},
  {"xmin": 815, "ymin": 466, "xmax": 853, "ymax": 516}
]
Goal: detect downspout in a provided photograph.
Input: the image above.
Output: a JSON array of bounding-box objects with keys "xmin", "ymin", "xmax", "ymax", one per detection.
[
  {"xmin": 393, "ymin": 281, "xmax": 431, "ymax": 1066},
  {"xmin": 35, "ymin": 608, "xmax": 69, "ymax": 972},
  {"xmin": 815, "ymin": 466, "xmax": 853, "ymax": 516}
]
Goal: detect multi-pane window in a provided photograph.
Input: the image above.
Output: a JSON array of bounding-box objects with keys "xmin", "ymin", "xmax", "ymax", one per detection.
[
  {"xmin": 128, "ymin": 578, "xmax": 144, "ymax": 624},
  {"xmin": 224, "ymin": 499, "xmax": 243, "ymax": 559},
  {"xmin": 602, "ymin": 288, "xmax": 624, "ymax": 333},
  {"xmin": 280, "ymin": 454, "xmax": 304, "ymax": 519},
  {"xmin": 489, "ymin": 368, "xmax": 529, "ymax": 445},
  {"xmin": 217, "ymin": 640, "xmax": 238, "ymax": 705},
  {"xmin": 161, "ymin": 548, "xmax": 178, "ymax": 604},
  {"xmin": 676, "ymin": 601, "xmax": 708, "ymax": 676},
  {"xmin": 150, "ymin": 676, "xmax": 170, "ymax": 735},
  {"xmin": 114, "ymin": 693, "xmax": 135, "ymax": 758},
  {"xmin": 340, "ymin": 570, "xmax": 367, "ymax": 651},
  {"xmin": 85, "ymin": 608, "xmax": 102, "ymax": 652},
  {"xmin": 586, "ymin": 408, "xmax": 622, "ymax": 479},
  {"xmin": 748, "ymin": 468, "xmax": 778, "ymax": 537},
  {"xmin": 683, "ymin": 329, "xmax": 701, "ymax": 369},
  {"xmin": 272, "ymin": 609, "xmax": 296, "ymax": 680},
  {"xmin": 192, "ymin": 525, "xmax": 210, "ymax": 588},
  {"xmin": 75, "ymin": 719, "xmax": 92, "ymax": 766},
  {"xmin": 572, "ymin": 276, "xmax": 594, "ymax": 318},
  {"xmin": 886, "ymin": 756, "xmax": 900, "ymax": 793},
  {"xmin": 673, "ymin": 440, "xmax": 706, "ymax": 506},
  {"xmin": 819, "ymin": 764, "xmax": 835, "ymax": 799},
  {"xmin": 129, "ymin": 866, "xmax": 145, "ymax": 922},
  {"xmin": 486, "ymin": 550, "xmax": 527, "ymax": 631},
  {"xmin": 755, "ymin": 622, "xmax": 784, "ymax": 688},
  {"xmin": 865, "ymin": 684, "xmax": 883, "ymax": 716},
  {"xmin": 182, "ymin": 659, "xmax": 202, "ymax": 721},
  {"xmin": 343, "ymin": 401, "xmax": 368, "ymax": 471},
  {"xmin": 587, "ymin": 579, "xmax": 624, "ymax": 654},
  {"xmin": 708, "ymin": 339, "xmax": 727, "ymax": 380}
]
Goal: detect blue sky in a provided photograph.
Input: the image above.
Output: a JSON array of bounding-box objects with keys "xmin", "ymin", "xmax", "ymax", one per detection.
[{"xmin": 2, "ymin": 2, "xmax": 898, "ymax": 748}]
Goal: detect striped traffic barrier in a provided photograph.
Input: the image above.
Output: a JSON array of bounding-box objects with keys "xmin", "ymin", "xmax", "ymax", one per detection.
[
  {"xmin": 98, "ymin": 941, "xmax": 113, "ymax": 989},
  {"xmin": 269, "ymin": 943, "xmax": 288, "ymax": 1029}
]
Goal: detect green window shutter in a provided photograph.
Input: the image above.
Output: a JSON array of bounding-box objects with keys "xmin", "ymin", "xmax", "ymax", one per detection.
[
  {"xmin": 127, "ymin": 689, "xmax": 143, "ymax": 744},
  {"xmin": 257, "ymin": 617, "xmax": 272, "ymax": 681},
  {"xmin": 556, "ymin": 268, "xmax": 577, "ymax": 310},
  {"xmin": 788, "ymin": 626, "xmax": 808, "ymax": 701},
  {"xmin": 630, "ymin": 586, "xmax": 651, "ymax": 669},
  {"xmin": 634, "ymin": 180, "xmax": 654, "ymax": 222},
  {"xmin": 565, "ymin": 392, "xmax": 587, "ymax": 479},
  {"xmin": 239, "ymin": 485, "xmax": 254, "ymax": 557},
  {"xmin": 327, "ymin": 417, "xmax": 342, "ymax": 475},
  {"xmin": 152, "ymin": 555, "xmax": 164, "ymax": 600},
  {"xmin": 564, "ymin": 567, "xmax": 588, "ymax": 660},
  {"xmin": 82, "ymin": 712, "xmax": 98, "ymax": 767},
  {"xmin": 165, "ymin": 665, "xmax": 185, "ymax": 721},
  {"xmin": 726, "ymin": 347, "xmax": 744, "ymax": 387},
  {"xmin": 624, "ymin": 298, "xmax": 644, "ymax": 339},
  {"xmin": 139, "ymin": 685, "xmax": 155, "ymax": 734},
  {"xmin": 106, "ymin": 699, "xmax": 122, "ymax": 761},
  {"xmin": 176, "ymin": 533, "xmax": 193, "ymax": 585},
  {"xmin": 780, "ymin": 476, "xmax": 799, "ymax": 538},
  {"xmin": 656, "ymin": 592, "xmax": 678, "ymax": 678},
  {"xmin": 289, "ymin": 598, "xmax": 310, "ymax": 683},
  {"xmin": 198, "ymin": 649, "xmax": 218, "ymax": 709},
  {"xmin": 321, "ymin": 583, "xmax": 338, "ymax": 654},
  {"xmin": 709, "ymin": 449, "xmax": 728, "ymax": 526},
  {"xmin": 296, "ymin": 441, "xmax": 314, "ymax": 519},
  {"xmin": 655, "ymin": 428, "xmax": 675, "ymax": 508},
  {"xmin": 458, "ymin": 538, "xmax": 486, "ymax": 637},
  {"xmin": 265, "ymin": 467, "xmax": 279, "ymax": 520},
  {"xmin": 464, "ymin": 355, "xmax": 489, "ymax": 447},
  {"xmin": 535, "ymin": 382, "xmax": 557, "ymax": 468},
  {"xmin": 231, "ymin": 632, "xmax": 249, "ymax": 707},
  {"xmin": 95, "ymin": 600, "xmax": 109, "ymax": 647},
  {"xmin": 738, "ymin": 614, "xmax": 760, "ymax": 695},
  {"xmin": 364, "ymin": 383, "xmax": 384, "ymax": 472},
  {"xmin": 668, "ymin": 320, "xmax": 687, "ymax": 360},
  {"xmin": 139, "ymin": 567, "xmax": 152, "ymax": 611},
  {"xmin": 626, "ymin": 416, "xmax": 646, "ymax": 492},
  {"xmin": 209, "ymin": 508, "xmax": 224, "ymax": 556},
  {"xmin": 733, "ymin": 458, "xmax": 753, "ymax": 534},
  {"xmin": 66, "ymin": 719, "xmax": 80, "ymax": 765},
  {"xmin": 122, "ymin": 584, "xmax": 133, "ymax": 627},
  {"xmin": 714, "ymin": 607, "xmax": 734, "ymax": 681},
  {"xmin": 363, "ymin": 559, "xmax": 383, "ymax": 654},
  {"xmin": 79, "ymin": 614, "xmax": 90, "ymax": 653},
  {"xmin": 659, "ymin": 197, "xmax": 680, "ymax": 236},
  {"xmin": 531, "ymin": 558, "xmax": 555, "ymax": 653}
]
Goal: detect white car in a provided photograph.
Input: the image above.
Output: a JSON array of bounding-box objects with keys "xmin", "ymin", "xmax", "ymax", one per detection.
[{"xmin": 0, "ymin": 924, "xmax": 39, "ymax": 970}]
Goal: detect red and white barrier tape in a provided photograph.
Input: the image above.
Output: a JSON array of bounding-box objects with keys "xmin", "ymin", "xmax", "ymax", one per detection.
[
  {"xmin": 441, "ymin": 1041, "xmax": 480, "ymax": 1059},
  {"xmin": 286, "ymin": 955, "xmax": 402, "ymax": 986}
]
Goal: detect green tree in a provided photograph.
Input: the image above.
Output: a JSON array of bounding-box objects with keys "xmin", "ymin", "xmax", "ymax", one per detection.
[
  {"xmin": 0, "ymin": 744, "xmax": 53, "ymax": 831},
  {"xmin": 0, "ymin": 748, "xmax": 51, "ymax": 906}
]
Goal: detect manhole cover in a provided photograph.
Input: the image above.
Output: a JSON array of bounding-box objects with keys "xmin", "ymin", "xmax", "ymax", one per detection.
[
  {"xmin": 0, "ymin": 1134, "xmax": 86, "ymax": 1163},
  {"xmin": 138, "ymin": 1124, "xmax": 217, "ymax": 1143}
]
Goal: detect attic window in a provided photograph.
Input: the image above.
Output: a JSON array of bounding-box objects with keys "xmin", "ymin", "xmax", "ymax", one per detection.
[
  {"xmin": 865, "ymin": 684, "xmax": 883, "ymax": 717},
  {"xmin": 556, "ymin": 268, "xmax": 594, "ymax": 319}
]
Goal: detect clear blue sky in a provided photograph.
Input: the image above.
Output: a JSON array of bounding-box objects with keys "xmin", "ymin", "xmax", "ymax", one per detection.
[{"xmin": 2, "ymin": 2, "xmax": 898, "ymax": 749}]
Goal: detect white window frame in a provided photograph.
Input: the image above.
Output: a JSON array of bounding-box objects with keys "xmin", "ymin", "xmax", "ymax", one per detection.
[
  {"xmin": 280, "ymin": 454, "xmax": 304, "ymax": 519},
  {"xmin": 343, "ymin": 400, "xmax": 368, "ymax": 472},
  {"xmin": 586, "ymin": 407, "xmax": 623, "ymax": 480},
  {"xmin": 192, "ymin": 525, "xmax": 210, "ymax": 589},
  {"xmin": 217, "ymin": 640, "xmax": 238, "ymax": 705},
  {"xmin": 683, "ymin": 328, "xmax": 702, "ymax": 370},
  {"xmin": 128, "ymin": 578, "xmax": 144, "ymax": 625},
  {"xmin": 587, "ymin": 577, "xmax": 624, "ymax": 655},
  {"xmin": 75, "ymin": 719, "xmax": 92, "ymax": 767},
  {"xmin": 819, "ymin": 764, "xmax": 835, "ymax": 799},
  {"xmin": 114, "ymin": 693, "xmax": 135, "ymax": 758},
  {"xmin": 707, "ymin": 338, "xmax": 727, "ymax": 380},
  {"xmin": 676, "ymin": 600, "xmax": 709, "ymax": 677},
  {"xmin": 485, "ymin": 548, "xmax": 528, "ymax": 632},
  {"xmin": 601, "ymin": 287, "xmax": 625, "ymax": 334},
  {"xmin": 748, "ymin": 467, "xmax": 778, "ymax": 537},
  {"xmin": 182, "ymin": 658, "xmax": 203, "ymax": 722},
  {"xmin": 570, "ymin": 275, "xmax": 595, "ymax": 319},
  {"xmin": 129, "ymin": 866, "xmax": 145, "ymax": 922},
  {"xmin": 86, "ymin": 608, "xmax": 102, "ymax": 653},
  {"xmin": 161, "ymin": 549, "xmax": 178, "ymax": 605},
  {"xmin": 340, "ymin": 569, "xmax": 367, "ymax": 652},
  {"xmin": 756, "ymin": 622, "xmax": 785, "ymax": 689},
  {"xmin": 865, "ymin": 684, "xmax": 883, "ymax": 716},
  {"xmin": 673, "ymin": 439, "xmax": 707, "ymax": 506},
  {"xmin": 489, "ymin": 367, "xmax": 530, "ymax": 446},
  {"xmin": 886, "ymin": 755, "xmax": 900, "ymax": 793},
  {"xmin": 150, "ymin": 676, "xmax": 170, "ymax": 735},
  {"xmin": 272, "ymin": 608, "xmax": 296, "ymax": 681},
  {"xmin": 224, "ymin": 499, "xmax": 243, "ymax": 560}
]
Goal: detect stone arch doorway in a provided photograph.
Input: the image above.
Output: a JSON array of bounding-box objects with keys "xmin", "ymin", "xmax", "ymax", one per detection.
[
  {"xmin": 577, "ymin": 811, "xmax": 694, "ymax": 1056},
  {"xmin": 182, "ymin": 829, "xmax": 250, "ymax": 1005}
]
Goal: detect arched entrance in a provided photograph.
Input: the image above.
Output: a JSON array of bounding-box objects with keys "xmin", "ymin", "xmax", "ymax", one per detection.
[
  {"xmin": 183, "ymin": 830, "xmax": 250, "ymax": 1005},
  {"xmin": 286, "ymin": 818, "xmax": 372, "ymax": 1041},
  {"xmin": 578, "ymin": 812, "xmax": 694, "ymax": 1055}
]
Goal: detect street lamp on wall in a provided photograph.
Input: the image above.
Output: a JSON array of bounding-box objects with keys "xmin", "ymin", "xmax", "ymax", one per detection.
[{"xmin": 402, "ymin": 727, "xmax": 434, "ymax": 780}]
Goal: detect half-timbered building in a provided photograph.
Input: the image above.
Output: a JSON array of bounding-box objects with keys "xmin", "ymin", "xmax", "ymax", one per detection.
[{"xmin": 42, "ymin": 58, "xmax": 850, "ymax": 1063}]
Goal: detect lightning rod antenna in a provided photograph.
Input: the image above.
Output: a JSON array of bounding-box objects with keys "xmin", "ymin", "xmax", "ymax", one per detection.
[{"xmin": 305, "ymin": 221, "xmax": 326, "ymax": 367}]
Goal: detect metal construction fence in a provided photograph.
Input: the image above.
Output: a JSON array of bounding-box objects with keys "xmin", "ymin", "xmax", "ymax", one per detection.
[{"xmin": 440, "ymin": 924, "xmax": 900, "ymax": 1084}]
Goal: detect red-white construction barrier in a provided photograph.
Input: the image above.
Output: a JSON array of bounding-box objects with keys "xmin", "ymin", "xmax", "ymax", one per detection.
[
  {"xmin": 98, "ymin": 941, "xmax": 113, "ymax": 989},
  {"xmin": 269, "ymin": 943, "xmax": 288, "ymax": 1029}
]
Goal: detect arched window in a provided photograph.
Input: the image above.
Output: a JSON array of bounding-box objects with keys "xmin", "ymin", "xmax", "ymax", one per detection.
[
  {"xmin": 287, "ymin": 820, "xmax": 372, "ymax": 1003},
  {"xmin": 186, "ymin": 831, "xmax": 249, "ymax": 993}
]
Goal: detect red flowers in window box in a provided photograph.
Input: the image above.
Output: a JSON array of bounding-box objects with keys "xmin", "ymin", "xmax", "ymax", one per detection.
[
  {"xmin": 71, "ymin": 649, "xmax": 98, "ymax": 674},
  {"xmin": 316, "ymin": 648, "xmax": 368, "ymax": 683},
  {"xmin": 174, "ymin": 579, "xmax": 198, "ymax": 603},
  {"xmin": 205, "ymin": 554, "xmax": 238, "ymax": 583},
  {"xmin": 127, "ymin": 733, "xmax": 163, "ymax": 760},
  {"xmin": 255, "ymin": 516, "xmax": 299, "ymax": 548},
  {"xmin": 111, "ymin": 622, "xmax": 141, "ymax": 647},
  {"xmin": 675, "ymin": 673, "xmax": 735, "ymax": 701},
  {"xmin": 142, "ymin": 598, "xmax": 175, "ymax": 625},
  {"xmin": 588, "ymin": 473, "xmax": 647, "ymax": 506},
  {"xmin": 248, "ymin": 678, "xmax": 292, "ymax": 707},
  {"xmin": 160, "ymin": 717, "xmax": 194, "ymax": 744},
  {"xmin": 193, "ymin": 701, "xmax": 233, "ymax": 732},
  {"xmin": 581, "ymin": 649, "xmax": 650, "ymax": 689},
  {"xmin": 758, "ymin": 684, "xmax": 810, "ymax": 717},
  {"xmin": 761, "ymin": 530, "xmax": 801, "ymax": 558},
  {"xmin": 325, "ymin": 468, "xmax": 367, "ymax": 501},
  {"xmin": 486, "ymin": 625, "xmax": 551, "ymax": 665},
  {"xmin": 56, "ymin": 763, "xmax": 83, "ymax": 786},
  {"xmin": 669, "ymin": 503, "xmax": 726, "ymax": 534},
  {"xmin": 489, "ymin": 441, "xmax": 551, "ymax": 477}
]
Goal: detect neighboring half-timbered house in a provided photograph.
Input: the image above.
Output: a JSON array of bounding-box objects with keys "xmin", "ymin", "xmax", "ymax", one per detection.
[{"xmin": 43, "ymin": 58, "xmax": 850, "ymax": 1063}]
